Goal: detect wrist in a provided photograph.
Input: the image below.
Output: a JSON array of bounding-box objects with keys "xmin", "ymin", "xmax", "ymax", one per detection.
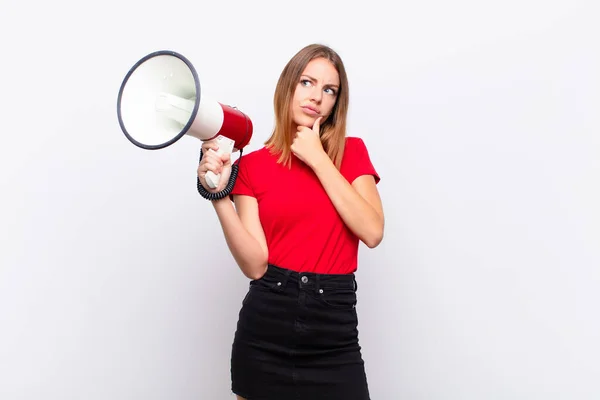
[
  {"xmin": 212, "ymin": 196, "xmax": 231, "ymax": 209},
  {"xmin": 310, "ymin": 152, "xmax": 333, "ymax": 171}
]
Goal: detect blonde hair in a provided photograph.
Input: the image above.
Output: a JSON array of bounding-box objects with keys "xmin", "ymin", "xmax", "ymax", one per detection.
[{"xmin": 264, "ymin": 44, "xmax": 349, "ymax": 169}]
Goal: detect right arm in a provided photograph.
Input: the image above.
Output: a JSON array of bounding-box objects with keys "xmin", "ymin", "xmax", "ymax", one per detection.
[
  {"xmin": 197, "ymin": 140, "xmax": 268, "ymax": 280},
  {"xmin": 212, "ymin": 196, "xmax": 268, "ymax": 280}
]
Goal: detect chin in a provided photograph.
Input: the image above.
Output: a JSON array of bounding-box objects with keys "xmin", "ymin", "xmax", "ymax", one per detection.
[{"xmin": 293, "ymin": 114, "xmax": 317, "ymax": 128}]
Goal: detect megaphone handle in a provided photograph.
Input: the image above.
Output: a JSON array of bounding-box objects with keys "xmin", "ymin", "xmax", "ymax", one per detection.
[
  {"xmin": 205, "ymin": 150, "xmax": 221, "ymax": 189},
  {"xmin": 197, "ymin": 147, "xmax": 244, "ymax": 201},
  {"xmin": 205, "ymin": 136, "xmax": 235, "ymax": 189}
]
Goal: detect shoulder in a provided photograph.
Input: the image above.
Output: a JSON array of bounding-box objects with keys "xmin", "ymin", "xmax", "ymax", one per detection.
[
  {"xmin": 340, "ymin": 136, "xmax": 380, "ymax": 184},
  {"xmin": 239, "ymin": 145, "xmax": 269, "ymax": 159},
  {"xmin": 345, "ymin": 136, "xmax": 371, "ymax": 151},
  {"xmin": 237, "ymin": 146, "xmax": 271, "ymax": 166},
  {"xmin": 230, "ymin": 147, "xmax": 271, "ymax": 198},
  {"xmin": 343, "ymin": 136, "xmax": 371, "ymax": 160},
  {"xmin": 345, "ymin": 136, "xmax": 365, "ymax": 146}
]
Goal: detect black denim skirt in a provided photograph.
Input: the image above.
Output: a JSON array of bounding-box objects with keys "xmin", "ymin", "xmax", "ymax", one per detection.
[{"xmin": 230, "ymin": 264, "xmax": 370, "ymax": 400}]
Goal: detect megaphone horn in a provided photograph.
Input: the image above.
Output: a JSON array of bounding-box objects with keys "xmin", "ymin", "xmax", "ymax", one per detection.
[{"xmin": 116, "ymin": 50, "xmax": 253, "ymax": 190}]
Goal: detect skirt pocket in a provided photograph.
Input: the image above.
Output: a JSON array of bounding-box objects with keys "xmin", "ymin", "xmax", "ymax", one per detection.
[
  {"xmin": 241, "ymin": 275, "xmax": 283, "ymax": 306},
  {"xmin": 310, "ymin": 287, "xmax": 357, "ymax": 310}
]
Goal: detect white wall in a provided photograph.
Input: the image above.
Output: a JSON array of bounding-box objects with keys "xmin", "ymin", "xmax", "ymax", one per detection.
[{"xmin": 1, "ymin": 0, "xmax": 598, "ymax": 399}]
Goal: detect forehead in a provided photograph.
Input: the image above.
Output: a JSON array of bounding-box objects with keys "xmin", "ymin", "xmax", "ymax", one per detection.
[{"xmin": 301, "ymin": 58, "xmax": 339, "ymax": 85}]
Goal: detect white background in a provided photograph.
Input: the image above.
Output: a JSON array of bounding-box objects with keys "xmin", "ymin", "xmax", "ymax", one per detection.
[{"xmin": 1, "ymin": 0, "xmax": 599, "ymax": 399}]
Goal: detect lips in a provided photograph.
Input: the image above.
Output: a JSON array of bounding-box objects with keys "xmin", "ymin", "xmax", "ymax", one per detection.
[{"xmin": 301, "ymin": 105, "xmax": 320, "ymax": 115}]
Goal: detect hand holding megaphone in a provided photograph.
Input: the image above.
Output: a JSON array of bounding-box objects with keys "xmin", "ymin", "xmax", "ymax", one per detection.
[{"xmin": 198, "ymin": 139, "xmax": 233, "ymax": 192}]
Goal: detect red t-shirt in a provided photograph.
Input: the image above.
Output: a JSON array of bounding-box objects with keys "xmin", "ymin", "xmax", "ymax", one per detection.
[{"xmin": 230, "ymin": 136, "xmax": 380, "ymax": 275}]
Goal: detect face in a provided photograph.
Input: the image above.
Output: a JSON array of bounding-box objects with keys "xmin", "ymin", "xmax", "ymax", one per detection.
[{"xmin": 290, "ymin": 57, "xmax": 340, "ymax": 129}]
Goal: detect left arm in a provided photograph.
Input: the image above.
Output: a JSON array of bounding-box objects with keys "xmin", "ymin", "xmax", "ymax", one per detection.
[
  {"xmin": 292, "ymin": 117, "xmax": 384, "ymax": 248},
  {"xmin": 311, "ymin": 156, "xmax": 384, "ymax": 248}
]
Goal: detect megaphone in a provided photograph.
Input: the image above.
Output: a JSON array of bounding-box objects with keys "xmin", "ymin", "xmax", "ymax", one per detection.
[{"xmin": 116, "ymin": 50, "xmax": 253, "ymax": 189}]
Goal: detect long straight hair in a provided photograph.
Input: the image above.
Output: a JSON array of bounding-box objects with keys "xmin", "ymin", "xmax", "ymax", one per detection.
[{"xmin": 264, "ymin": 44, "xmax": 350, "ymax": 169}]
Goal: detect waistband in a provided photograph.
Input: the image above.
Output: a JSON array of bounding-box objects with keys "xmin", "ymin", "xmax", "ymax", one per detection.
[{"xmin": 260, "ymin": 264, "xmax": 357, "ymax": 291}]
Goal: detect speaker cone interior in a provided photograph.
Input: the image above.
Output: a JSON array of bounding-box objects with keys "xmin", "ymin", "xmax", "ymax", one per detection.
[{"xmin": 117, "ymin": 51, "xmax": 200, "ymax": 149}]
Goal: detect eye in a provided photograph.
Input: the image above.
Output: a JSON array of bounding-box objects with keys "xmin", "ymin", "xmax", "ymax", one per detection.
[
  {"xmin": 300, "ymin": 79, "xmax": 312, "ymax": 87},
  {"xmin": 325, "ymin": 87, "xmax": 337, "ymax": 95}
]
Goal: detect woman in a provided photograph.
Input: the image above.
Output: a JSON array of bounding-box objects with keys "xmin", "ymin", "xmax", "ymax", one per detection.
[{"xmin": 197, "ymin": 43, "xmax": 384, "ymax": 400}]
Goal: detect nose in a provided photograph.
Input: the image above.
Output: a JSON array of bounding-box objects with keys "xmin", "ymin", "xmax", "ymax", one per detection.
[{"xmin": 310, "ymin": 85, "xmax": 322, "ymax": 103}]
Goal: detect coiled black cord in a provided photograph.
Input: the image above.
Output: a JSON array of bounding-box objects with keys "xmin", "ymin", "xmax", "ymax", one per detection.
[
  {"xmin": 196, "ymin": 147, "xmax": 244, "ymax": 201},
  {"xmin": 196, "ymin": 107, "xmax": 250, "ymax": 201}
]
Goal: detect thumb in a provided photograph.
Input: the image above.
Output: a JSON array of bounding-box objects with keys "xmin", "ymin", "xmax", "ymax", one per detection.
[{"xmin": 313, "ymin": 116, "xmax": 322, "ymax": 134}]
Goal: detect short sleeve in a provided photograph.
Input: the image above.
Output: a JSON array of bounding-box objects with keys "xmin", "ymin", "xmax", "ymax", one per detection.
[
  {"xmin": 341, "ymin": 137, "xmax": 381, "ymax": 184},
  {"xmin": 229, "ymin": 153, "xmax": 255, "ymax": 200}
]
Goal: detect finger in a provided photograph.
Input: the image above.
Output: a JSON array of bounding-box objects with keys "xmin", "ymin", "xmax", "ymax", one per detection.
[
  {"xmin": 203, "ymin": 138, "xmax": 219, "ymax": 146},
  {"xmin": 202, "ymin": 141, "xmax": 219, "ymax": 153},
  {"xmin": 203, "ymin": 141, "xmax": 219, "ymax": 150},
  {"xmin": 205, "ymin": 150, "xmax": 224, "ymax": 164},
  {"xmin": 206, "ymin": 148, "xmax": 222, "ymax": 157},
  {"xmin": 210, "ymin": 160, "xmax": 224, "ymax": 173},
  {"xmin": 201, "ymin": 158, "xmax": 221, "ymax": 173},
  {"xmin": 296, "ymin": 126, "xmax": 309, "ymax": 138},
  {"xmin": 198, "ymin": 161, "xmax": 216, "ymax": 174},
  {"xmin": 312, "ymin": 116, "xmax": 322, "ymax": 133}
]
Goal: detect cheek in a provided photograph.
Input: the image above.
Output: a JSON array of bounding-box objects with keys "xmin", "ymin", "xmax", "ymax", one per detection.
[
  {"xmin": 290, "ymin": 90, "xmax": 302, "ymax": 110},
  {"xmin": 323, "ymin": 98, "xmax": 337, "ymax": 115},
  {"xmin": 293, "ymin": 86, "xmax": 308, "ymax": 102}
]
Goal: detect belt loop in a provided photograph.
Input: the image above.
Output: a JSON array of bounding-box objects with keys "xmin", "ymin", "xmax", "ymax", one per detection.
[
  {"xmin": 280, "ymin": 268, "xmax": 292, "ymax": 289},
  {"xmin": 353, "ymin": 275, "xmax": 358, "ymax": 292},
  {"xmin": 315, "ymin": 274, "xmax": 321, "ymax": 294},
  {"xmin": 273, "ymin": 265, "xmax": 291, "ymax": 290}
]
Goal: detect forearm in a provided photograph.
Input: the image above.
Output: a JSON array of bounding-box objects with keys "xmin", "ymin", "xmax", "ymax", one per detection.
[
  {"xmin": 311, "ymin": 157, "xmax": 384, "ymax": 248},
  {"xmin": 212, "ymin": 198, "xmax": 268, "ymax": 279}
]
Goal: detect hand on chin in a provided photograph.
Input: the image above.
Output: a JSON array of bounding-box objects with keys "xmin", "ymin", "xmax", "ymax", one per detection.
[
  {"xmin": 295, "ymin": 116, "xmax": 321, "ymax": 131},
  {"xmin": 291, "ymin": 116, "xmax": 327, "ymax": 168}
]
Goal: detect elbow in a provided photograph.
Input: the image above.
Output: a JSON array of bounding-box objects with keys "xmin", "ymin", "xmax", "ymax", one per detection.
[
  {"xmin": 363, "ymin": 222, "xmax": 384, "ymax": 249},
  {"xmin": 246, "ymin": 265, "xmax": 267, "ymax": 280},
  {"xmin": 243, "ymin": 254, "xmax": 268, "ymax": 280},
  {"xmin": 364, "ymin": 232, "xmax": 383, "ymax": 249}
]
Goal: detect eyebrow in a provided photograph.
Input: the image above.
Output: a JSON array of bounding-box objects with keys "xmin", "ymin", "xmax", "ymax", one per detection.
[{"xmin": 302, "ymin": 74, "xmax": 339, "ymax": 88}]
